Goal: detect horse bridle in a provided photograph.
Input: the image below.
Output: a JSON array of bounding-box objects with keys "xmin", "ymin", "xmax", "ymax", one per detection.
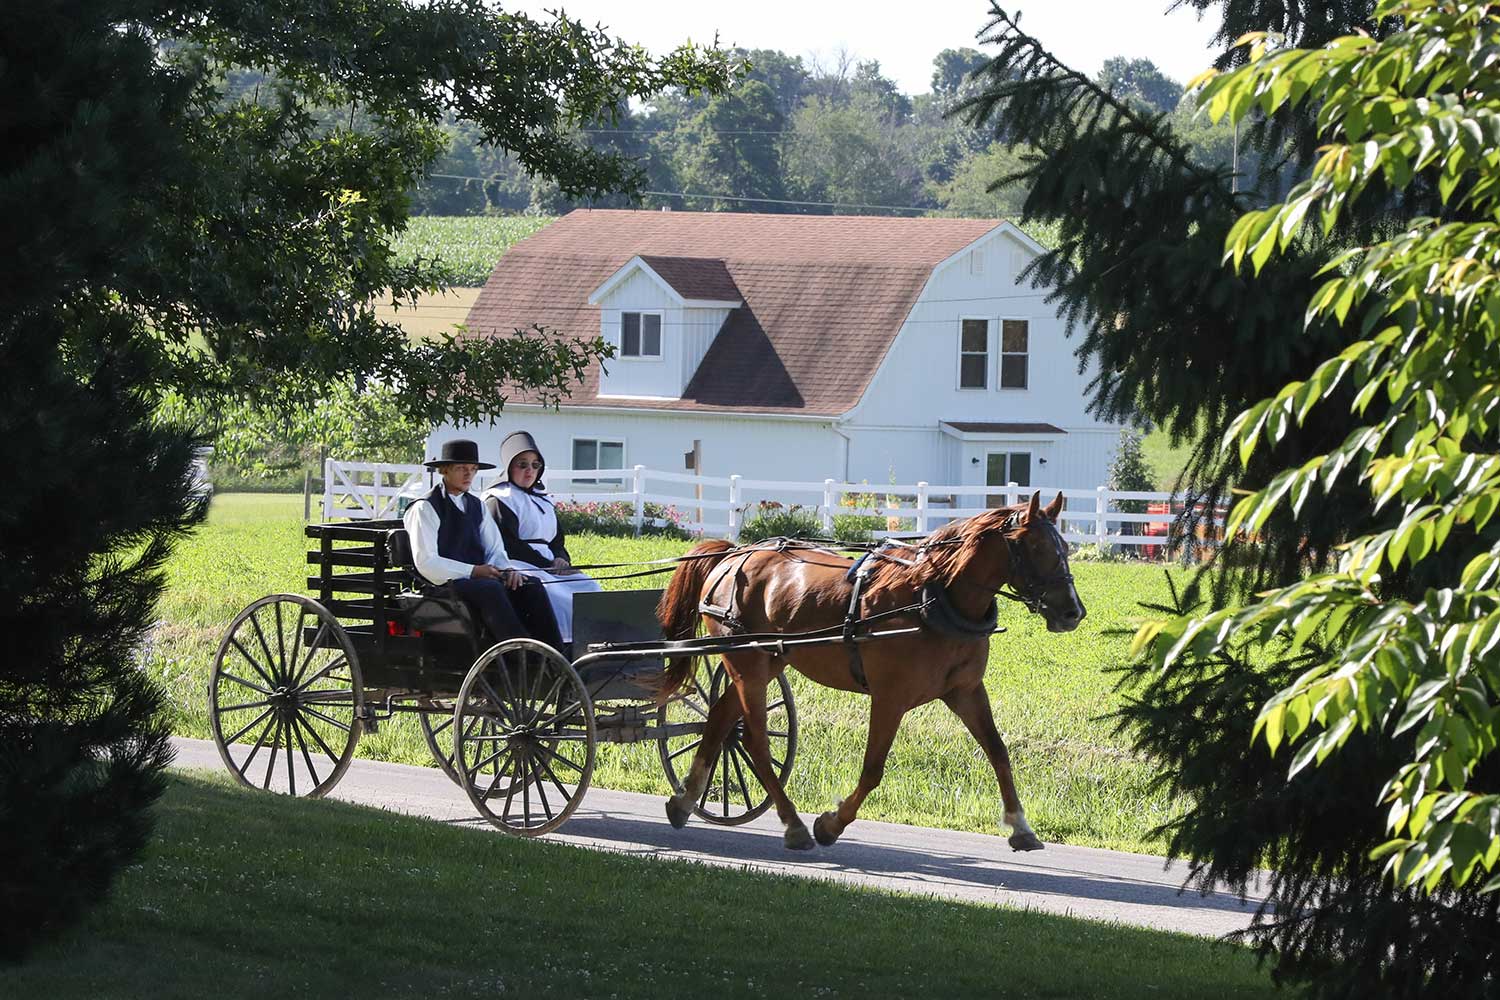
[{"xmin": 962, "ymin": 511, "xmax": 1076, "ymax": 615}]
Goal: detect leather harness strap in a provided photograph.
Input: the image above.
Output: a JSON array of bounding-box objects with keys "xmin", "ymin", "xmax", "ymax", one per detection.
[{"xmin": 842, "ymin": 557, "xmax": 874, "ymax": 690}]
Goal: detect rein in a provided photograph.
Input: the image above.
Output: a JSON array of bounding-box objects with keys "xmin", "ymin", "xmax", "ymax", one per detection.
[{"xmin": 530, "ymin": 535, "xmax": 959, "ymax": 585}]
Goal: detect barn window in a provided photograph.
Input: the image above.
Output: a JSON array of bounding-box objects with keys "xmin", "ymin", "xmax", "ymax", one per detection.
[
  {"xmin": 958, "ymin": 318, "xmax": 989, "ymax": 389},
  {"xmin": 999, "ymin": 319, "xmax": 1029, "ymax": 389},
  {"xmin": 571, "ymin": 437, "xmax": 626, "ymax": 486},
  {"xmin": 621, "ymin": 312, "xmax": 662, "ymax": 357}
]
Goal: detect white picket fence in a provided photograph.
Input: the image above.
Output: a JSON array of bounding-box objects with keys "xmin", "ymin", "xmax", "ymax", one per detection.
[{"xmin": 322, "ymin": 459, "xmax": 1222, "ymax": 550}]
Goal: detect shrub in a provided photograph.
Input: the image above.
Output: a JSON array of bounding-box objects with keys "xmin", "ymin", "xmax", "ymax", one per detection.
[
  {"xmin": 553, "ymin": 499, "xmax": 689, "ymax": 539},
  {"xmin": 738, "ymin": 501, "xmax": 821, "ymax": 543}
]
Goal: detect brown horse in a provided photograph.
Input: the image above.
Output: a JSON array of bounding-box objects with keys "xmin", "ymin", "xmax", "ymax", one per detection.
[{"xmin": 655, "ymin": 490, "xmax": 1084, "ymax": 851}]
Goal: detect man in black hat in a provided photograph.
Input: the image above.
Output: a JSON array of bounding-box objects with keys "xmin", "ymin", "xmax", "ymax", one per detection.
[{"xmin": 401, "ymin": 439, "xmax": 564, "ymax": 650}]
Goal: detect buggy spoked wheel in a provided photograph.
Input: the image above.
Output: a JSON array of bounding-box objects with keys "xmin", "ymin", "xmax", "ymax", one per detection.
[
  {"xmin": 656, "ymin": 662, "xmax": 797, "ymax": 825},
  {"xmin": 418, "ymin": 704, "xmax": 514, "ymax": 799},
  {"xmin": 454, "ymin": 639, "xmax": 595, "ymax": 836},
  {"xmin": 209, "ymin": 594, "xmax": 363, "ymax": 798}
]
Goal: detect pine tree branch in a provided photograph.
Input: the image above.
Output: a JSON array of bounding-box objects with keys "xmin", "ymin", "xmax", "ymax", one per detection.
[{"xmin": 953, "ymin": 3, "xmax": 1238, "ymax": 210}]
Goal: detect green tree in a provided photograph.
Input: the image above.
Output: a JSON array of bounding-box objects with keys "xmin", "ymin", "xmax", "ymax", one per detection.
[
  {"xmin": 956, "ymin": 3, "xmax": 1500, "ymax": 995},
  {"xmin": 673, "ymin": 80, "xmax": 786, "ymax": 210},
  {"xmin": 738, "ymin": 48, "xmax": 810, "ymax": 119},
  {"xmin": 0, "ymin": 0, "xmax": 728, "ymax": 960},
  {"xmin": 931, "ymin": 141, "xmax": 1032, "ymax": 218},
  {"xmin": 932, "ymin": 47, "xmax": 990, "ymax": 98},
  {"xmin": 786, "ymin": 92, "xmax": 926, "ymax": 212},
  {"xmin": 1144, "ymin": 0, "xmax": 1500, "ymax": 901},
  {"xmin": 1107, "ymin": 428, "xmax": 1157, "ymax": 533},
  {"xmin": 1096, "ymin": 57, "xmax": 1184, "ymax": 114}
]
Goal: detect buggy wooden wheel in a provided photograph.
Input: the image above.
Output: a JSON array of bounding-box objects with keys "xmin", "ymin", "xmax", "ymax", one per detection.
[
  {"xmin": 454, "ymin": 639, "xmax": 595, "ymax": 836},
  {"xmin": 418, "ymin": 704, "xmax": 514, "ymax": 799},
  {"xmin": 656, "ymin": 662, "xmax": 797, "ymax": 825},
  {"xmin": 209, "ymin": 594, "xmax": 363, "ymax": 798}
]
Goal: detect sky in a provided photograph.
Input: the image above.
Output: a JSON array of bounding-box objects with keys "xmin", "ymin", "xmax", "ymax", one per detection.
[{"xmin": 504, "ymin": 1, "xmax": 1226, "ymax": 95}]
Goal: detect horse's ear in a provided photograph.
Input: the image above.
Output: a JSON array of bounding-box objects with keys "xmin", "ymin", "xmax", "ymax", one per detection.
[
  {"xmin": 1025, "ymin": 490, "xmax": 1042, "ymax": 521},
  {"xmin": 1044, "ymin": 491, "xmax": 1064, "ymax": 523}
]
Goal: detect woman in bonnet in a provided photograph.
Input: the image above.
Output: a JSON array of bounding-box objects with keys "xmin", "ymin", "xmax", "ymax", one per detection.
[{"xmin": 482, "ymin": 431, "xmax": 602, "ymax": 650}]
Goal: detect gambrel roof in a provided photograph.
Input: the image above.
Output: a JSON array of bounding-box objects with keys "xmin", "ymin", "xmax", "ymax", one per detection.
[{"xmin": 464, "ymin": 209, "xmax": 1006, "ymax": 415}]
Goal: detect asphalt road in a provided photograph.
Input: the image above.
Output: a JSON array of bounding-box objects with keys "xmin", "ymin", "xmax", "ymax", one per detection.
[{"xmin": 171, "ymin": 736, "xmax": 1268, "ymax": 938}]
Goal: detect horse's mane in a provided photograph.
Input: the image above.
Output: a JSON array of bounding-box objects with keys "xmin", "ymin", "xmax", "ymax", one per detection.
[{"xmin": 862, "ymin": 503, "xmax": 1020, "ymax": 602}]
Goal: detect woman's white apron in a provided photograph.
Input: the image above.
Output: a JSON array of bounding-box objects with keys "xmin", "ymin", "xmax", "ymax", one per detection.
[{"xmin": 484, "ymin": 484, "xmax": 601, "ymax": 643}]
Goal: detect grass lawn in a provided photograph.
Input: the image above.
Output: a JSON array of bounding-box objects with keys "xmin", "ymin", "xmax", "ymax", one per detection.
[
  {"xmin": 0, "ymin": 771, "xmax": 1278, "ymax": 1000},
  {"xmin": 1140, "ymin": 426, "xmax": 1200, "ymax": 492},
  {"xmin": 152, "ymin": 493, "xmax": 1187, "ymax": 855}
]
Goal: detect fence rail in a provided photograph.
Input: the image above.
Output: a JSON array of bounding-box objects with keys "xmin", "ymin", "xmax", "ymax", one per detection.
[{"xmin": 323, "ymin": 460, "xmax": 1222, "ymax": 550}]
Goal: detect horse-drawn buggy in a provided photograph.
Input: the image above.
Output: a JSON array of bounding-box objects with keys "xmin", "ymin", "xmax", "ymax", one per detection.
[
  {"xmin": 208, "ymin": 519, "xmax": 798, "ymax": 835},
  {"xmin": 210, "ymin": 490, "xmax": 1084, "ymax": 851}
]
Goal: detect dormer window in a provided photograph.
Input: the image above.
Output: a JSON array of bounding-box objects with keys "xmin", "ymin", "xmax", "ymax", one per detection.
[{"xmin": 621, "ymin": 312, "xmax": 662, "ymax": 357}]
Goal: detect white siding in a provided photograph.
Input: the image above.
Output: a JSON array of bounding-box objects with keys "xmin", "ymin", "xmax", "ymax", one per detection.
[
  {"xmin": 843, "ymin": 225, "xmax": 1124, "ymax": 488},
  {"xmin": 430, "ymin": 408, "xmax": 839, "ymax": 490},
  {"xmin": 680, "ymin": 306, "xmax": 731, "ymax": 387},
  {"xmin": 596, "ymin": 270, "xmax": 680, "ymax": 399}
]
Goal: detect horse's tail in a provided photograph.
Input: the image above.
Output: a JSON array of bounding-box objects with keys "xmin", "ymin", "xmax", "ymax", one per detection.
[{"xmin": 652, "ymin": 539, "xmax": 735, "ymax": 703}]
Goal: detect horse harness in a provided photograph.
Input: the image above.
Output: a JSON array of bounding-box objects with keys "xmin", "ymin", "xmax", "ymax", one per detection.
[{"xmin": 697, "ymin": 536, "xmax": 1002, "ymax": 692}]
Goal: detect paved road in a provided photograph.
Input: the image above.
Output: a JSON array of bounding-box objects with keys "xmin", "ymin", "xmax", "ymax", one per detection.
[{"xmin": 172, "ymin": 736, "xmax": 1267, "ymax": 937}]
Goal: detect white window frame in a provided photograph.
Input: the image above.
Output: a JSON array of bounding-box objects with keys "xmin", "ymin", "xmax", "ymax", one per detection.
[
  {"xmin": 619, "ymin": 310, "xmax": 664, "ymax": 360},
  {"xmin": 957, "ymin": 316, "xmax": 990, "ymax": 391},
  {"xmin": 569, "ymin": 436, "xmax": 627, "ymax": 487},
  {"xmin": 998, "ymin": 317, "xmax": 1029, "ymax": 391}
]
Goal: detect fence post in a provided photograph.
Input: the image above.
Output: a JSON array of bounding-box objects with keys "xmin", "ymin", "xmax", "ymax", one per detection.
[
  {"xmin": 1008, "ymin": 482, "xmax": 1018, "ymax": 510},
  {"xmin": 323, "ymin": 458, "xmax": 334, "ymax": 520},
  {"xmin": 1096, "ymin": 485, "xmax": 1109, "ymax": 549},
  {"xmin": 822, "ymin": 479, "xmax": 836, "ymax": 534},
  {"xmin": 727, "ymin": 474, "xmax": 742, "ymax": 542},
  {"xmin": 916, "ymin": 482, "xmax": 928, "ymax": 534},
  {"xmin": 632, "ymin": 465, "xmax": 645, "ymax": 536}
]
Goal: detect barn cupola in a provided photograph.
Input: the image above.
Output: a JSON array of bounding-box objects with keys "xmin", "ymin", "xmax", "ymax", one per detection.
[{"xmin": 587, "ymin": 255, "xmax": 741, "ymax": 400}]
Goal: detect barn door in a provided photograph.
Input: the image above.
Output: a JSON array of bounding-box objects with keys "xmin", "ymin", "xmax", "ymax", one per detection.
[{"xmin": 985, "ymin": 451, "xmax": 1032, "ymax": 507}]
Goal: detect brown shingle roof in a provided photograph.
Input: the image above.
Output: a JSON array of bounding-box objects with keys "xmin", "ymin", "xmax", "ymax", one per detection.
[
  {"xmin": 465, "ymin": 209, "xmax": 1003, "ymax": 415},
  {"xmin": 637, "ymin": 256, "xmax": 740, "ymax": 302}
]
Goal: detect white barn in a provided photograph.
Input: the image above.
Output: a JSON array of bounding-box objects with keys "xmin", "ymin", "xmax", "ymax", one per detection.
[{"xmin": 428, "ymin": 209, "xmax": 1124, "ymax": 494}]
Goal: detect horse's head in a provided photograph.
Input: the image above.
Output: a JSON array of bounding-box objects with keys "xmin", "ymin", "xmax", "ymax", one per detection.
[{"xmin": 997, "ymin": 491, "xmax": 1086, "ymax": 633}]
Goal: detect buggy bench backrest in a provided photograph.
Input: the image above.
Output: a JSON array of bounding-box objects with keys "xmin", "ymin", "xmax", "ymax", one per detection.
[{"xmin": 304, "ymin": 520, "xmax": 412, "ymax": 632}]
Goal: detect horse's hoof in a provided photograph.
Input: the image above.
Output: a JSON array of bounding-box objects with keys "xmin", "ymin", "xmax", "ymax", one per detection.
[
  {"xmin": 785, "ymin": 824, "xmax": 816, "ymax": 851},
  {"xmin": 665, "ymin": 796, "xmax": 691, "ymax": 829},
  {"xmin": 813, "ymin": 811, "xmax": 841, "ymax": 847},
  {"xmin": 1008, "ymin": 831, "xmax": 1045, "ymax": 852}
]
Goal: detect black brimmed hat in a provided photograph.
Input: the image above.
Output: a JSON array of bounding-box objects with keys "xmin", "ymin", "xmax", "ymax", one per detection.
[{"xmin": 424, "ymin": 439, "xmax": 494, "ymax": 470}]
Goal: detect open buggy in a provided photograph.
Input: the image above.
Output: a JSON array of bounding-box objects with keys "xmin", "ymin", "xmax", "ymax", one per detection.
[{"xmin": 207, "ymin": 520, "xmax": 799, "ymax": 835}]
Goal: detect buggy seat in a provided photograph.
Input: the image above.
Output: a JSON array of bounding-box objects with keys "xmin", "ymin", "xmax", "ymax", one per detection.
[{"xmin": 384, "ymin": 527, "xmax": 477, "ymax": 642}]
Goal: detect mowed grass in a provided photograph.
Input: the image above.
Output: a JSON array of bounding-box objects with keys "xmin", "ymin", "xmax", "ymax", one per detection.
[
  {"xmin": 152, "ymin": 494, "xmax": 1183, "ymax": 854},
  {"xmin": 0, "ymin": 771, "xmax": 1278, "ymax": 1000}
]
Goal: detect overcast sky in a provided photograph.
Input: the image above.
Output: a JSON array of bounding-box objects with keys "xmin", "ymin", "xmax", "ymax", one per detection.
[{"xmin": 505, "ymin": 1, "xmax": 1224, "ymax": 95}]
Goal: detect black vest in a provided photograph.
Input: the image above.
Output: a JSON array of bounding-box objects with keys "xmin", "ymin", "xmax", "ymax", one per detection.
[{"xmin": 426, "ymin": 486, "xmax": 486, "ymax": 566}]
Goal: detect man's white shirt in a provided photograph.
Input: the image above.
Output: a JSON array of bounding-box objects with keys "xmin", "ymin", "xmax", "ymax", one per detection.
[{"xmin": 402, "ymin": 487, "xmax": 515, "ymax": 585}]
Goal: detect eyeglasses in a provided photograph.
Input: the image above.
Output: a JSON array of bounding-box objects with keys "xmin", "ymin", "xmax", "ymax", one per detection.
[{"xmin": 511, "ymin": 461, "xmax": 543, "ymax": 471}]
